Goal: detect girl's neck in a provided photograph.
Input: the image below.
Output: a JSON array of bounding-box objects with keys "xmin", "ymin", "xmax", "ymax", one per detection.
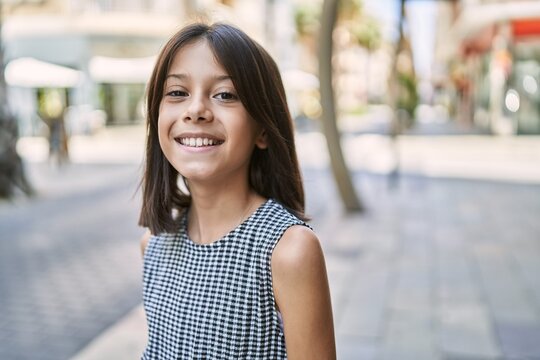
[{"xmin": 186, "ymin": 185, "xmax": 266, "ymax": 245}]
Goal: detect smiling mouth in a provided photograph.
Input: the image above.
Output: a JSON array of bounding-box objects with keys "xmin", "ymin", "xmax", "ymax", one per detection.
[{"xmin": 175, "ymin": 137, "xmax": 225, "ymax": 147}]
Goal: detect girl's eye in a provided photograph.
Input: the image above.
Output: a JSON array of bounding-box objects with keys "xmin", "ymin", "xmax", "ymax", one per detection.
[
  {"xmin": 214, "ymin": 92, "xmax": 237, "ymax": 101},
  {"xmin": 166, "ymin": 90, "xmax": 188, "ymax": 97}
]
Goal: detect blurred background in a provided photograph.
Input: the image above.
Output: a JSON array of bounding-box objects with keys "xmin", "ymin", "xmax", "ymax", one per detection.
[{"xmin": 1, "ymin": 0, "xmax": 540, "ymax": 359}]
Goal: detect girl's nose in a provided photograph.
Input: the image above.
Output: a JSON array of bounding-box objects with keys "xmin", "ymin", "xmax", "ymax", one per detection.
[{"xmin": 183, "ymin": 95, "xmax": 213, "ymax": 122}]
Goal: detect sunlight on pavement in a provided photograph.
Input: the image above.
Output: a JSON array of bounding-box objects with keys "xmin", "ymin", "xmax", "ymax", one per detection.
[{"xmin": 17, "ymin": 127, "xmax": 540, "ymax": 184}]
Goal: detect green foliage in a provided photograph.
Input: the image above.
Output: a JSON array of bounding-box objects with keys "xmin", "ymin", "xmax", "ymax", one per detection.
[
  {"xmin": 338, "ymin": 0, "xmax": 364, "ymax": 21},
  {"xmin": 350, "ymin": 16, "xmax": 381, "ymax": 52},
  {"xmin": 294, "ymin": 3, "xmax": 321, "ymax": 37},
  {"xmin": 397, "ymin": 71, "xmax": 419, "ymax": 118},
  {"xmin": 37, "ymin": 88, "xmax": 66, "ymax": 120},
  {"xmin": 346, "ymin": 103, "xmax": 368, "ymax": 116},
  {"xmin": 294, "ymin": 0, "xmax": 368, "ymax": 38}
]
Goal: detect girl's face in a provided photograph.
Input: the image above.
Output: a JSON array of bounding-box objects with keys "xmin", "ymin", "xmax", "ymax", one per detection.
[{"xmin": 158, "ymin": 40, "xmax": 267, "ymax": 186}]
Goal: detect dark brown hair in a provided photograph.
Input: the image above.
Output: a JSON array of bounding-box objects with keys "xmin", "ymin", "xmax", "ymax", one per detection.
[{"xmin": 139, "ymin": 22, "xmax": 306, "ymax": 234}]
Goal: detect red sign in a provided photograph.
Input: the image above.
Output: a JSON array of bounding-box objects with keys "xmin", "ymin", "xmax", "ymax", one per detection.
[{"xmin": 513, "ymin": 19, "xmax": 540, "ymax": 38}]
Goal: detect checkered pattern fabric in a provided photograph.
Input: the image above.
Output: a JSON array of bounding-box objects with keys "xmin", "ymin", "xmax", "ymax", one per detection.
[{"xmin": 141, "ymin": 199, "xmax": 307, "ymax": 359}]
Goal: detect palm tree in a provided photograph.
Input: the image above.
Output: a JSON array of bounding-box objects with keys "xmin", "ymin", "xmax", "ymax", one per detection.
[{"xmin": 319, "ymin": 0, "xmax": 363, "ymax": 212}]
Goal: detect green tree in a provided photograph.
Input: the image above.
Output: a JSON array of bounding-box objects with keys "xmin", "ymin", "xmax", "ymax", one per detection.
[
  {"xmin": 350, "ymin": 15, "xmax": 382, "ymax": 102},
  {"xmin": 388, "ymin": 0, "xmax": 418, "ymax": 129},
  {"xmin": 387, "ymin": 0, "xmax": 418, "ymax": 187}
]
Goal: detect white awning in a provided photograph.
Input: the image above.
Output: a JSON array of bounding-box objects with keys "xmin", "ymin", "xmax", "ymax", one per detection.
[
  {"xmin": 281, "ymin": 69, "xmax": 319, "ymax": 91},
  {"xmin": 452, "ymin": 1, "xmax": 540, "ymax": 41},
  {"xmin": 5, "ymin": 57, "xmax": 83, "ymax": 88},
  {"xmin": 89, "ymin": 55, "xmax": 156, "ymax": 84},
  {"xmin": 3, "ymin": 13, "xmax": 181, "ymax": 40}
]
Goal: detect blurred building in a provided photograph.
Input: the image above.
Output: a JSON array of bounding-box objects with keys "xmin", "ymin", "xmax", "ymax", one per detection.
[
  {"xmin": 2, "ymin": 0, "xmax": 296, "ymax": 135},
  {"xmin": 3, "ymin": 0, "xmax": 183, "ymax": 134},
  {"xmin": 434, "ymin": 0, "xmax": 540, "ymax": 135}
]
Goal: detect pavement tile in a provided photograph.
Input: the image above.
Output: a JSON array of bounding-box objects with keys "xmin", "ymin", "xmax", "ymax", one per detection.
[
  {"xmin": 0, "ymin": 164, "xmax": 144, "ymax": 360},
  {"xmin": 71, "ymin": 305, "xmax": 147, "ymax": 360},
  {"xmin": 471, "ymin": 244, "xmax": 540, "ymax": 324},
  {"xmin": 326, "ymin": 257, "xmax": 357, "ymax": 322},
  {"xmin": 337, "ymin": 337, "xmax": 379, "ymax": 360},
  {"xmin": 436, "ymin": 248, "xmax": 482, "ymax": 306},
  {"xmin": 337, "ymin": 265, "xmax": 391, "ymax": 338},
  {"xmin": 380, "ymin": 348, "xmax": 442, "ymax": 360},
  {"xmin": 443, "ymin": 355, "xmax": 501, "ymax": 360},
  {"xmin": 510, "ymin": 244, "xmax": 540, "ymax": 307},
  {"xmin": 389, "ymin": 258, "xmax": 433, "ymax": 312},
  {"xmin": 438, "ymin": 303, "xmax": 501, "ymax": 358},
  {"xmin": 381, "ymin": 309, "xmax": 438, "ymax": 359},
  {"xmin": 495, "ymin": 321, "xmax": 540, "ymax": 359}
]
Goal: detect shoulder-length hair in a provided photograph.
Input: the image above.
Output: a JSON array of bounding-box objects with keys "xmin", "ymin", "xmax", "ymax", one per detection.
[{"xmin": 139, "ymin": 22, "xmax": 306, "ymax": 235}]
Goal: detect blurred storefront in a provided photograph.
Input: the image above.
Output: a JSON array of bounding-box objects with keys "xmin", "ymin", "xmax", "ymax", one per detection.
[
  {"xmin": 434, "ymin": 0, "xmax": 540, "ymax": 135},
  {"xmin": 2, "ymin": 0, "xmax": 183, "ymax": 135},
  {"xmin": 3, "ymin": 0, "xmax": 295, "ymax": 136}
]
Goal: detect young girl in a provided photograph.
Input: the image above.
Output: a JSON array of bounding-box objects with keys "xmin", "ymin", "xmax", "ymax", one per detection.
[{"xmin": 139, "ymin": 22, "xmax": 335, "ymax": 359}]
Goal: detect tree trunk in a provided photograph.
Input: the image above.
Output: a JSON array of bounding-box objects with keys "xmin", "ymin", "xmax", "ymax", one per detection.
[
  {"xmin": 0, "ymin": 2, "xmax": 34, "ymax": 199},
  {"xmin": 319, "ymin": 0, "xmax": 363, "ymax": 212},
  {"xmin": 387, "ymin": 0, "xmax": 407, "ymax": 188}
]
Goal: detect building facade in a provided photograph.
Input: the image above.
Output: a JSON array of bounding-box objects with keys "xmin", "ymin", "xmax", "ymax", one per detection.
[
  {"xmin": 434, "ymin": 0, "xmax": 540, "ymax": 135},
  {"xmin": 3, "ymin": 0, "xmax": 296, "ymax": 135}
]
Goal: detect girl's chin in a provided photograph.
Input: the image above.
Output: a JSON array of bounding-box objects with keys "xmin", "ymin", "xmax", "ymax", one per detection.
[{"xmin": 176, "ymin": 169, "xmax": 218, "ymax": 183}]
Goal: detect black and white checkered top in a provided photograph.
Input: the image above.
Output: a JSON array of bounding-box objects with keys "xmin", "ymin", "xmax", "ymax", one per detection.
[{"xmin": 141, "ymin": 199, "xmax": 307, "ymax": 359}]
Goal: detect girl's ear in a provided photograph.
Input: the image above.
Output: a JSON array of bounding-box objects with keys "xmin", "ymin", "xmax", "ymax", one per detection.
[{"xmin": 255, "ymin": 129, "xmax": 268, "ymax": 150}]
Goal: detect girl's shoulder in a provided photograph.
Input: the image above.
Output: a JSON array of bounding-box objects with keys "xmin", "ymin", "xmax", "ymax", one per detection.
[
  {"xmin": 266, "ymin": 198, "xmax": 320, "ymax": 270},
  {"xmin": 272, "ymin": 225, "xmax": 321, "ymax": 272},
  {"xmin": 270, "ymin": 224, "xmax": 335, "ymax": 358}
]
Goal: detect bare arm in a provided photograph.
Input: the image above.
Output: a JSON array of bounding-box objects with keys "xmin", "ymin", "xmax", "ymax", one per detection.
[
  {"xmin": 140, "ymin": 229, "xmax": 151, "ymax": 258},
  {"xmin": 272, "ymin": 225, "xmax": 336, "ymax": 360}
]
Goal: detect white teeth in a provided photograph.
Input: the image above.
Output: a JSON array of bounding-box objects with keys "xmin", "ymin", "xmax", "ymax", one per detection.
[{"xmin": 179, "ymin": 137, "xmax": 221, "ymax": 147}]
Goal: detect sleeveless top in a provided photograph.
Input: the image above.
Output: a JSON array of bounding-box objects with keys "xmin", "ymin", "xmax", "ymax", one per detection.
[{"xmin": 141, "ymin": 199, "xmax": 307, "ymax": 359}]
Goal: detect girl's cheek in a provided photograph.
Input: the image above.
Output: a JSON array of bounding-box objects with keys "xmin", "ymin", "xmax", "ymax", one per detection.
[
  {"xmin": 157, "ymin": 109, "xmax": 173, "ymax": 143},
  {"xmin": 157, "ymin": 107, "xmax": 173, "ymax": 132},
  {"xmin": 159, "ymin": 103, "xmax": 181, "ymax": 124}
]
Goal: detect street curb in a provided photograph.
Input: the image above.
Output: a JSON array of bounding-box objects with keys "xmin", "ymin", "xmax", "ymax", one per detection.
[{"xmin": 70, "ymin": 305, "xmax": 147, "ymax": 360}]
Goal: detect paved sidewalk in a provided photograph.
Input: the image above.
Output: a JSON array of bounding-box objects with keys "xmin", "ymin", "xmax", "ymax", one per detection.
[
  {"xmin": 0, "ymin": 163, "xmax": 144, "ymax": 360},
  {"xmin": 63, "ymin": 124, "xmax": 540, "ymax": 360},
  {"xmin": 71, "ymin": 173, "xmax": 540, "ymax": 360},
  {"xmin": 71, "ymin": 306, "xmax": 147, "ymax": 360},
  {"xmin": 17, "ymin": 122, "xmax": 540, "ymax": 184},
  {"xmin": 10, "ymin": 123, "xmax": 540, "ymax": 359}
]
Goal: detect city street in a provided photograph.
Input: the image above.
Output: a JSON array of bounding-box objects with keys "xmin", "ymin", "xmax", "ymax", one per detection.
[
  {"xmin": 2, "ymin": 123, "xmax": 540, "ymax": 359},
  {"xmin": 0, "ymin": 163, "xmax": 144, "ymax": 360},
  {"xmin": 3, "ymin": 0, "xmax": 540, "ymax": 359}
]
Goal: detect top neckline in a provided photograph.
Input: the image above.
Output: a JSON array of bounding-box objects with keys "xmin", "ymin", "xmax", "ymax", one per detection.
[{"xmin": 182, "ymin": 198, "xmax": 273, "ymax": 248}]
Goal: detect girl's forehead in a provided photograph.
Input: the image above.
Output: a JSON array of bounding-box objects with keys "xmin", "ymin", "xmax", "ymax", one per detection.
[{"xmin": 168, "ymin": 40, "xmax": 226, "ymax": 74}]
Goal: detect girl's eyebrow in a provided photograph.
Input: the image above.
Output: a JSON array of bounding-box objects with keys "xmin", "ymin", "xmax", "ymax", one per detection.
[{"xmin": 165, "ymin": 73, "xmax": 233, "ymax": 82}]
